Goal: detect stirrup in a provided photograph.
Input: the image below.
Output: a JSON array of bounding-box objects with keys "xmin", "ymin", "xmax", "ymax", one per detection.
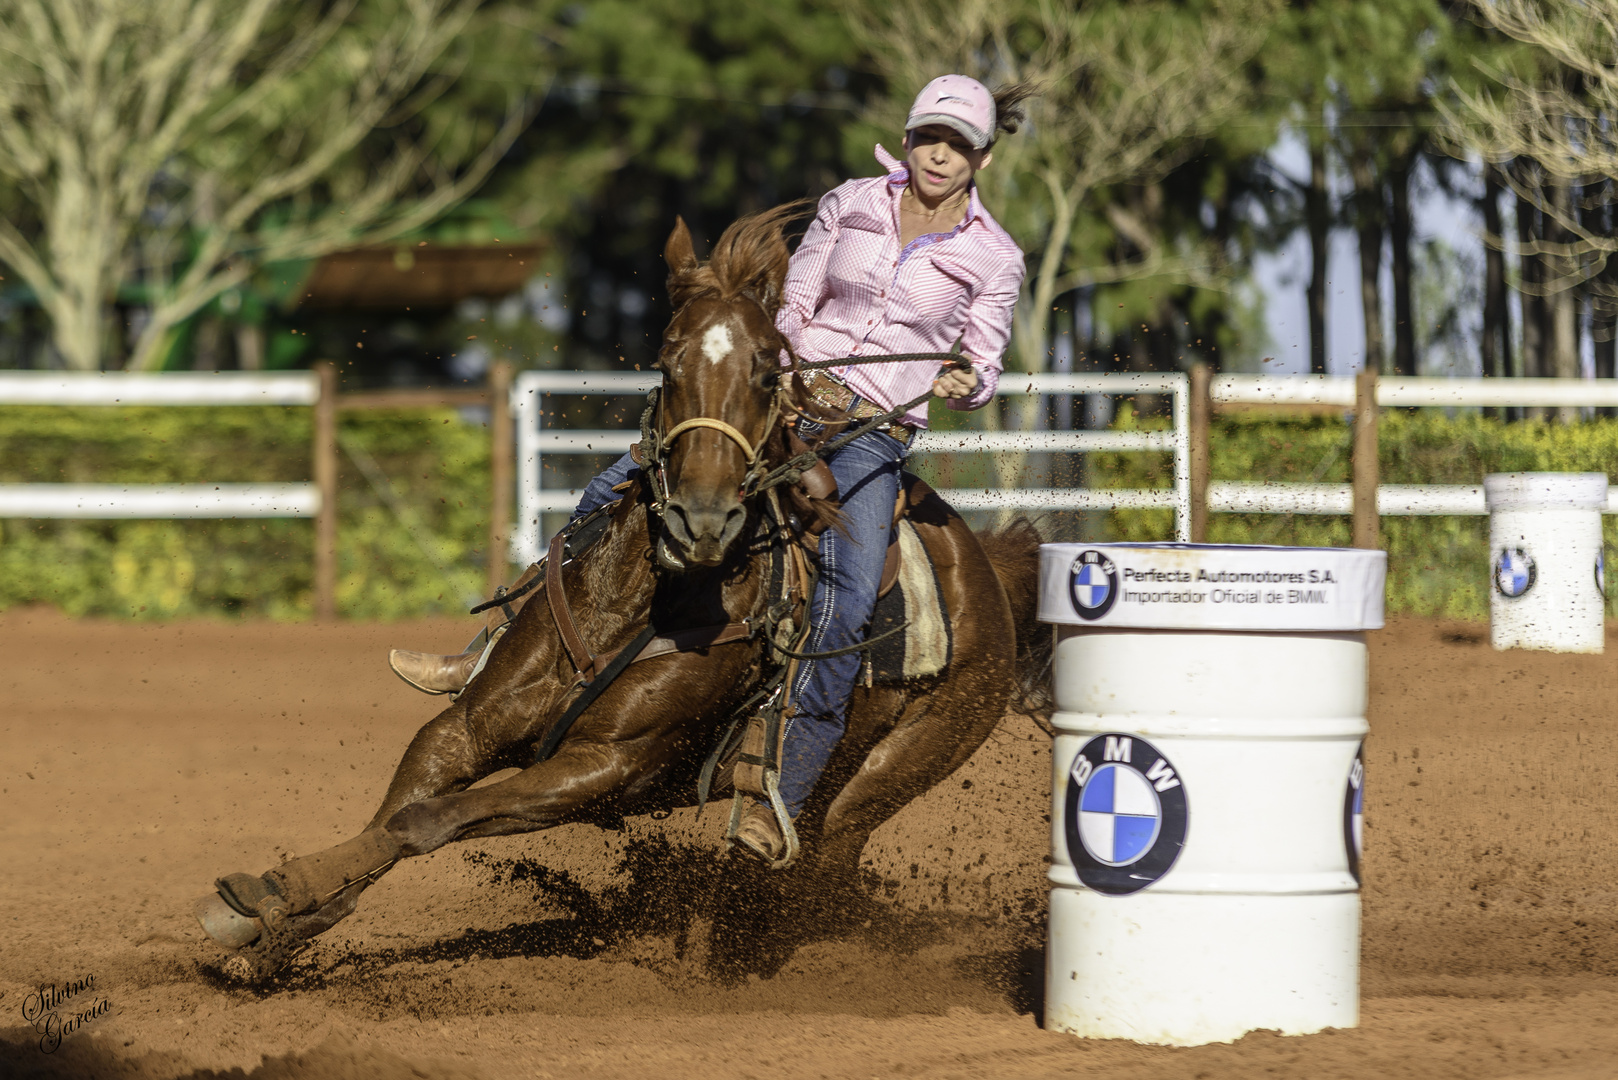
[
  {"xmin": 449, "ymin": 624, "xmax": 506, "ymax": 701},
  {"xmin": 726, "ymin": 771, "xmax": 799, "ymax": 870}
]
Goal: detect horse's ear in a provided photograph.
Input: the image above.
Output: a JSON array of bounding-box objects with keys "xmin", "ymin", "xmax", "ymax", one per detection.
[
  {"xmin": 757, "ymin": 277, "xmax": 783, "ymax": 318},
  {"xmin": 665, "ymin": 217, "xmax": 698, "ymax": 277},
  {"xmin": 665, "ymin": 216, "xmax": 701, "ymax": 309}
]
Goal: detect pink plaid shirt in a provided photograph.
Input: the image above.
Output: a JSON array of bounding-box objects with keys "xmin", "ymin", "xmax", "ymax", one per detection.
[{"xmin": 777, "ymin": 145, "xmax": 1026, "ymax": 429}]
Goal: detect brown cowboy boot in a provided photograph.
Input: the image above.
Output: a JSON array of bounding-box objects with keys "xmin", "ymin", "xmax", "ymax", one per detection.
[
  {"xmin": 733, "ymin": 802, "xmax": 788, "ymax": 864},
  {"xmin": 388, "ymin": 648, "xmax": 483, "ymax": 695},
  {"xmin": 388, "ymin": 561, "xmax": 544, "ymax": 695}
]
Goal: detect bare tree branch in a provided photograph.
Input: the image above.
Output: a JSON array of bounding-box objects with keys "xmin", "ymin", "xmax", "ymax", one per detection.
[
  {"xmin": 1440, "ymin": 0, "xmax": 1618, "ymax": 273},
  {"xmin": 0, "ymin": 0, "xmax": 543, "ymax": 369}
]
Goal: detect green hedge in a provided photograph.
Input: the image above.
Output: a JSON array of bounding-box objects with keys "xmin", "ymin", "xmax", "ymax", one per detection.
[
  {"xmin": 0, "ymin": 406, "xmax": 493, "ymax": 620},
  {"xmin": 2, "ymin": 405, "xmax": 1615, "ymax": 620}
]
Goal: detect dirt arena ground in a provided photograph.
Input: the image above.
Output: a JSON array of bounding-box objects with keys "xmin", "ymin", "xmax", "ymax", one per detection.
[{"xmin": 1, "ymin": 608, "xmax": 1617, "ymax": 1079}]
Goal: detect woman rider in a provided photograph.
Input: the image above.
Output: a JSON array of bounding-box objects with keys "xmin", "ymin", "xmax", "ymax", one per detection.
[{"xmin": 390, "ymin": 74, "xmax": 1030, "ymax": 863}]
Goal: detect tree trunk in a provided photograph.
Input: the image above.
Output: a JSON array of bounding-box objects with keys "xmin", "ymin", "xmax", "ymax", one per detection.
[
  {"xmin": 41, "ymin": 290, "xmax": 106, "ymax": 371},
  {"xmin": 1388, "ymin": 155, "xmax": 1416, "ymax": 377},
  {"xmin": 1595, "ymin": 191, "xmax": 1617, "ymax": 417},
  {"xmin": 193, "ymin": 317, "xmax": 224, "ymax": 371},
  {"xmin": 1516, "ymin": 175, "xmax": 1545, "ymax": 419},
  {"xmin": 36, "ymin": 164, "xmax": 133, "ymax": 371},
  {"xmin": 1481, "ymin": 166, "xmax": 1510, "ymax": 419},
  {"xmin": 1350, "ymin": 154, "xmax": 1385, "ymax": 375},
  {"xmin": 1482, "ymin": 168, "xmax": 1507, "ymax": 378},
  {"xmin": 236, "ymin": 324, "xmax": 266, "ymax": 370},
  {"xmin": 1549, "ymin": 181, "xmax": 1579, "ymax": 423},
  {"xmin": 1306, "ymin": 140, "xmax": 1330, "ymax": 376}
]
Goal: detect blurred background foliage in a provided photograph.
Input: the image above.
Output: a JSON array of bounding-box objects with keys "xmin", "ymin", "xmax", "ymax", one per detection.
[
  {"xmin": 0, "ymin": 0, "xmax": 1558, "ymax": 384},
  {"xmin": 0, "ymin": 407, "xmax": 491, "ymax": 619}
]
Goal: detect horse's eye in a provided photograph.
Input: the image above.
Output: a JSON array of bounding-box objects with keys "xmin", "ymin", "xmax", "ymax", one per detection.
[{"xmin": 760, "ymin": 369, "xmax": 780, "ymax": 389}]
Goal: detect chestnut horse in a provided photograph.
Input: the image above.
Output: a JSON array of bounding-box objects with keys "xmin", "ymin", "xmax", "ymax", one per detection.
[{"xmin": 196, "ymin": 205, "xmax": 1045, "ymax": 978}]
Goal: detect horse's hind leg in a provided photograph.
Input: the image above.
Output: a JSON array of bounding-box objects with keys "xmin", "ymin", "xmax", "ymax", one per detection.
[{"xmin": 808, "ymin": 682, "xmax": 1008, "ymax": 892}]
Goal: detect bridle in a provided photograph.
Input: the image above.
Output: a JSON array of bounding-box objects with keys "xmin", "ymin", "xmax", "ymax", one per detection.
[
  {"xmin": 638, "ymin": 296, "xmax": 786, "ymax": 518},
  {"xmin": 642, "ymin": 395, "xmax": 782, "ymax": 515}
]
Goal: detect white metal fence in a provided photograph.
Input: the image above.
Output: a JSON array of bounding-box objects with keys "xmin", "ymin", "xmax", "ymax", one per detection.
[
  {"xmin": 1212, "ymin": 373, "xmax": 1618, "ymax": 409},
  {"xmin": 1208, "ymin": 375, "xmax": 1618, "ymax": 516},
  {"xmin": 511, "ymin": 369, "xmax": 1192, "ymax": 564},
  {"xmin": 0, "ymin": 371, "xmax": 321, "ymax": 518}
]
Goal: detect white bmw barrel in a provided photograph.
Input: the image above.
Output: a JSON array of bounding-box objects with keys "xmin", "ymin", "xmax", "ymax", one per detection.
[
  {"xmin": 1037, "ymin": 543, "xmax": 1386, "ymax": 1046},
  {"xmin": 1484, "ymin": 473, "xmax": 1608, "ymax": 654}
]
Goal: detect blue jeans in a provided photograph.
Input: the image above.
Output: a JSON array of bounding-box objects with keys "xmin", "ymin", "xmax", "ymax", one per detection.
[
  {"xmin": 570, "ymin": 431, "xmax": 906, "ymax": 817},
  {"xmin": 571, "ymin": 452, "xmax": 638, "ymax": 521},
  {"xmin": 778, "ymin": 429, "xmax": 904, "ymax": 815}
]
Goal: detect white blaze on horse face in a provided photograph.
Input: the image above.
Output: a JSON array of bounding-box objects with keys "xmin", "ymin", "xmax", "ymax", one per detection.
[{"xmin": 700, "ymin": 322, "xmax": 734, "ymax": 366}]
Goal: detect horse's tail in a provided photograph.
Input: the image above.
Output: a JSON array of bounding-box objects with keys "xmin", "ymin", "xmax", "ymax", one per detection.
[{"xmin": 979, "ymin": 515, "xmax": 1052, "ymax": 720}]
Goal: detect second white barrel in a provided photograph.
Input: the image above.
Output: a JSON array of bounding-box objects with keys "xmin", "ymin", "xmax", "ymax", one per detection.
[{"xmin": 1485, "ymin": 472, "xmax": 1607, "ymax": 654}]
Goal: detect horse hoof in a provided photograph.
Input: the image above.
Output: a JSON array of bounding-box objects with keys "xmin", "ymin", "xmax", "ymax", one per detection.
[{"xmin": 192, "ymin": 893, "xmax": 263, "ymax": 950}]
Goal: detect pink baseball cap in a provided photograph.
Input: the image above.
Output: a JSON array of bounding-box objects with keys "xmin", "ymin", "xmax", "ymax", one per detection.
[{"xmin": 906, "ymin": 74, "xmax": 997, "ymax": 150}]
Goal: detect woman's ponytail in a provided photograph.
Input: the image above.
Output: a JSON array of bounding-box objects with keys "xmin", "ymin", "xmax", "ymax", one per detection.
[{"xmin": 989, "ymin": 82, "xmax": 1038, "ymax": 146}]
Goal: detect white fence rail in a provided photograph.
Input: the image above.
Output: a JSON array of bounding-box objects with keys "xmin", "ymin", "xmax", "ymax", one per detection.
[
  {"xmin": 1211, "ymin": 375, "xmax": 1618, "ymax": 517},
  {"xmin": 0, "ymin": 370, "xmax": 320, "ymax": 406},
  {"xmin": 1214, "ymin": 373, "xmax": 1618, "ymax": 409},
  {"xmin": 0, "ymin": 372, "xmax": 322, "ymax": 518},
  {"xmin": 1209, "ymin": 481, "xmax": 1618, "ymax": 516},
  {"xmin": 511, "ymin": 369, "xmax": 1192, "ymax": 563},
  {"xmin": 13, "ymin": 369, "xmax": 1613, "ymax": 563},
  {"xmin": 0, "ymin": 483, "xmax": 319, "ymax": 518}
]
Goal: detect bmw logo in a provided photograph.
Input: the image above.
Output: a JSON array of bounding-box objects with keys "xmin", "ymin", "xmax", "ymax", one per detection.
[
  {"xmin": 1343, "ymin": 744, "xmax": 1364, "ymax": 885},
  {"xmin": 1064, "ymin": 733, "xmax": 1189, "ymax": 895},
  {"xmin": 1068, "ymin": 549, "xmax": 1119, "ymax": 621},
  {"xmin": 1493, "ymin": 547, "xmax": 1536, "ymax": 598}
]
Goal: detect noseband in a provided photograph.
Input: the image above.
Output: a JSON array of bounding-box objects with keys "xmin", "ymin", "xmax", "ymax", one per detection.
[
  {"xmin": 639, "ymin": 298, "xmax": 785, "ymax": 517},
  {"xmin": 639, "ymin": 388, "xmax": 782, "ymax": 515}
]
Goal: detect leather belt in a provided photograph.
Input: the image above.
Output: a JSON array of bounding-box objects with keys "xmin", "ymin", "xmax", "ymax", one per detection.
[{"xmin": 801, "ymin": 370, "xmax": 917, "ymax": 448}]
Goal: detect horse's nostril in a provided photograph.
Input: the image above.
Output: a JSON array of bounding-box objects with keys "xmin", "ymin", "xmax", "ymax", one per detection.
[{"xmin": 663, "ymin": 502, "xmax": 695, "ymax": 543}]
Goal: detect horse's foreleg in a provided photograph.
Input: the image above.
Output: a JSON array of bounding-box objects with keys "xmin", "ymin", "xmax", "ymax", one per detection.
[
  {"xmin": 365, "ymin": 701, "xmax": 510, "ymax": 829},
  {"xmin": 283, "ymin": 696, "xmax": 548, "ymax": 925},
  {"xmin": 199, "ymin": 701, "xmax": 517, "ymax": 960}
]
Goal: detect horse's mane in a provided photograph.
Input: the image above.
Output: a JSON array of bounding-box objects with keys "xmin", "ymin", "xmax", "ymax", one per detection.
[{"xmin": 667, "ymin": 200, "xmax": 812, "ymax": 319}]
